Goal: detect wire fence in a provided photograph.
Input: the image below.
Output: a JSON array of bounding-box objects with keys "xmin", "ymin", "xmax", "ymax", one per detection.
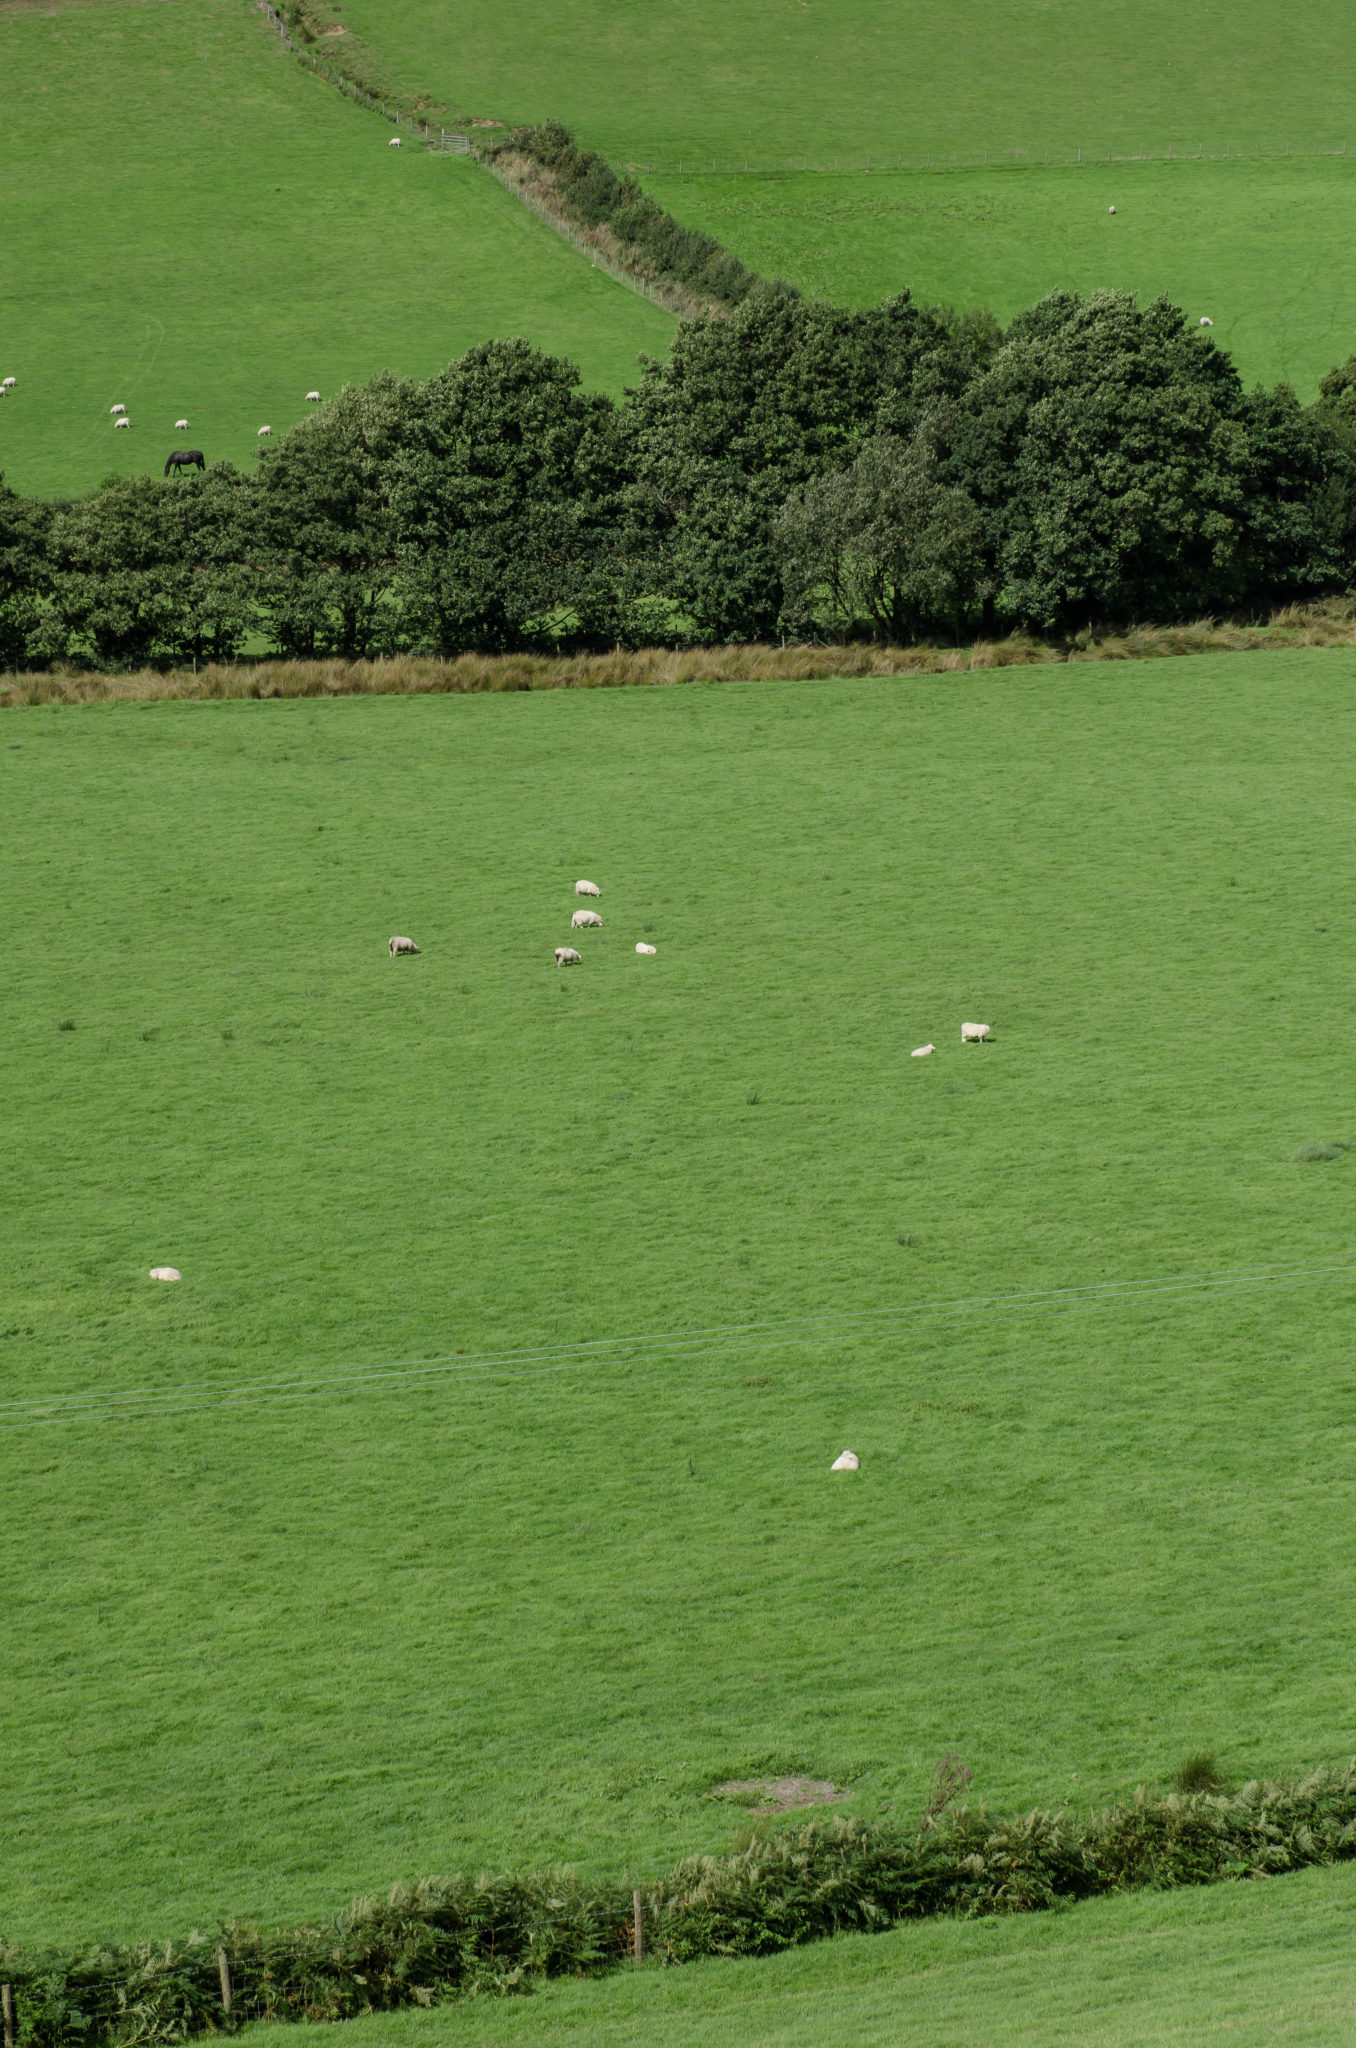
[
  {"xmin": 480, "ymin": 159, "xmax": 691, "ymax": 311},
  {"xmin": 621, "ymin": 137, "xmax": 1352, "ymax": 177},
  {"xmin": 254, "ymin": 0, "xmax": 469, "ymax": 149}
]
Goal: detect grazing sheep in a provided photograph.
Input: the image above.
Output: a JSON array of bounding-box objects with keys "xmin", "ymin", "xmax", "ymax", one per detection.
[
  {"xmin": 830, "ymin": 1450, "xmax": 859, "ymax": 1472},
  {"xmin": 910, "ymin": 1043, "xmax": 935, "ymax": 1057},
  {"xmin": 1, "ymin": 377, "xmax": 15, "ymax": 389},
  {"xmin": 149, "ymin": 1266, "xmax": 182, "ymax": 1282},
  {"xmin": 1108, "ymin": 204, "xmax": 1116, "ymax": 214},
  {"xmin": 1199, "ymin": 316, "xmax": 1213, "ymax": 328},
  {"xmin": 175, "ymin": 418, "xmax": 189, "ymax": 429},
  {"xmin": 388, "ymin": 935, "xmax": 420, "ymax": 956},
  {"xmin": 574, "ymin": 879, "xmax": 601, "ymax": 897},
  {"xmin": 110, "ymin": 403, "xmax": 126, "ymax": 415},
  {"xmin": 555, "ymin": 946, "xmax": 582, "ymax": 967},
  {"xmin": 258, "ymin": 425, "xmax": 272, "ymax": 437},
  {"xmin": 960, "ymin": 1021, "xmax": 992, "ymax": 1043},
  {"xmin": 571, "ymin": 908, "xmax": 603, "ymax": 929},
  {"xmin": 389, "ymin": 136, "xmax": 402, "ymax": 147},
  {"xmin": 114, "ymin": 416, "xmax": 131, "ymax": 429},
  {"xmin": 636, "ymin": 942, "xmax": 657, "ymax": 955},
  {"xmin": 306, "ymin": 390, "xmax": 321, "ymax": 401}
]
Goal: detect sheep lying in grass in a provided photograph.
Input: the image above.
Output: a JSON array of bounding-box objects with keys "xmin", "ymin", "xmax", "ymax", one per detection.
[
  {"xmin": 149, "ymin": 1266, "xmax": 181, "ymax": 1282},
  {"xmin": 636, "ymin": 942, "xmax": 657, "ymax": 955},
  {"xmin": 911, "ymin": 1043, "xmax": 935, "ymax": 1057},
  {"xmin": 388, "ymin": 935, "xmax": 420, "ymax": 957},
  {"xmin": 555, "ymin": 946, "xmax": 582, "ymax": 967},
  {"xmin": 571, "ymin": 909, "xmax": 602, "ymax": 929}
]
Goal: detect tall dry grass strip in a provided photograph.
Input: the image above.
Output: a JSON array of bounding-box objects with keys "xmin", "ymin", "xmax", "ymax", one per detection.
[{"xmin": 4, "ymin": 603, "xmax": 1356, "ymax": 709}]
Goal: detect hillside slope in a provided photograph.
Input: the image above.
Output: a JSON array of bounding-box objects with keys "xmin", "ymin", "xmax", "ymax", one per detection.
[{"xmin": 0, "ymin": 0, "xmax": 673, "ymax": 500}]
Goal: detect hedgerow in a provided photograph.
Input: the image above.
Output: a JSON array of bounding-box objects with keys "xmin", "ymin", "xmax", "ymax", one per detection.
[{"xmin": 4, "ymin": 1764, "xmax": 1356, "ymax": 2043}]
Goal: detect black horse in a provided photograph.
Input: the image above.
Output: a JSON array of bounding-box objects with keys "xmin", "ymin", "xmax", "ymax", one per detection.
[{"xmin": 163, "ymin": 449, "xmax": 205, "ymax": 477}]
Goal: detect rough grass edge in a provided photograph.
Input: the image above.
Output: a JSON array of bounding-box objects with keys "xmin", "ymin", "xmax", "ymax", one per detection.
[
  {"xmin": 3, "ymin": 1760, "xmax": 1356, "ymax": 2042},
  {"xmin": 5, "ymin": 602, "xmax": 1356, "ymax": 707}
]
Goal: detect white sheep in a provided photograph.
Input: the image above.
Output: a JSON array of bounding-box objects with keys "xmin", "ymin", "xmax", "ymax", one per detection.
[
  {"xmin": 635, "ymin": 942, "xmax": 657, "ymax": 955},
  {"xmin": 574, "ymin": 879, "xmax": 601, "ymax": 897},
  {"xmin": 571, "ymin": 908, "xmax": 603, "ymax": 929},
  {"xmin": 555, "ymin": 946, "xmax": 582, "ymax": 967},
  {"xmin": 110, "ymin": 403, "xmax": 126, "ymax": 415},
  {"xmin": 910, "ymin": 1043, "xmax": 935, "ymax": 1057},
  {"xmin": 306, "ymin": 391, "xmax": 321, "ymax": 402},
  {"xmin": 1108, "ymin": 204, "xmax": 1116, "ymax": 214},
  {"xmin": 389, "ymin": 136, "xmax": 401, "ymax": 147},
  {"xmin": 175, "ymin": 418, "xmax": 189, "ymax": 430},
  {"xmin": 388, "ymin": 935, "xmax": 420, "ymax": 956},
  {"xmin": 830, "ymin": 1450, "xmax": 859, "ymax": 1472},
  {"xmin": 960, "ymin": 1021, "xmax": 992, "ymax": 1043},
  {"xmin": 149, "ymin": 1266, "xmax": 181, "ymax": 1282},
  {"xmin": 1199, "ymin": 317, "xmax": 1213, "ymax": 328},
  {"xmin": 114, "ymin": 416, "xmax": 131, "ymax": 429},
  {"xmin": 1, "ymin": 377, "xmax": 15, "ymax": 389},
  {"xmin": 258, "ymin": 425, "xmax": 272, "ymax": 437}
]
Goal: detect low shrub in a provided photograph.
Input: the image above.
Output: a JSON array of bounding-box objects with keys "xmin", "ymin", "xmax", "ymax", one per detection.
[{"xmin": 4, "ymin": 1764, "xmax": 1356, "ymax": 2043}]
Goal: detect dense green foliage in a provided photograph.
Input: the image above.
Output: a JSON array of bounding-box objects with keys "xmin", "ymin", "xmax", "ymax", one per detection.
[
  {"xmin": 267, "ymin": 1860, "xmax": 1356, "ymax": 2048},
  {"xmin": 497, "ymin": 125, "xmax": 763, "ymax": 309},
  {"xmin": 5, "ymin": 295, "xmax": 1354, "ymax": 662},
  {"xmin": 5, "ymin": 1766, "xmax": 1356, "ymax": 2043},
  {"xmin": 0, "ymin": 0, "xmax": 673, "ymax": 503},
  {"xmin": 644, "ymin": 158, "xmax": 1356, "ymax": 404},
  {"xmin": 6, "ymin": 654, "xmax": 1356, "ymax": 1946}
]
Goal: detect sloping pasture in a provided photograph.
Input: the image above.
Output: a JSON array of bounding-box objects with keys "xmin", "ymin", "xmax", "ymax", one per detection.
[
  {"xmin": 0, "ymin": 0, "xmax": 672, "ymax": 500},
  {"xmin": 3, "ymin": 648, "xmax": 1356, "ymax": 1942}
]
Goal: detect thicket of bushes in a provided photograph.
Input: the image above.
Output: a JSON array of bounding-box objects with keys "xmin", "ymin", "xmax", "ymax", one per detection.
[
  {"xmin": 5, "ymin": 286, "xmax": 1356, "ymax": 672},
  {"xmin": 4, "ymin": 1764, "xmax": 1356, "ymax": 2043},
  {"xmin": 490, "ymin": 122, "xmax": 763, "ymax": 308}
]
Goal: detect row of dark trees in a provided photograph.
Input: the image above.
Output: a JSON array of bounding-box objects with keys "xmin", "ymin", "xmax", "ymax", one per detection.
[{"xmin": 4, "ymin": 285, "xmax": 1356, "ymax": 670}]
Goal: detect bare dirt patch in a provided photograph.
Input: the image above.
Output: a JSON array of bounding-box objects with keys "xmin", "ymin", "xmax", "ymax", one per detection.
[{"xmin": 710, "ymin": 1775, "xmax": 850, "ymax": 1813}]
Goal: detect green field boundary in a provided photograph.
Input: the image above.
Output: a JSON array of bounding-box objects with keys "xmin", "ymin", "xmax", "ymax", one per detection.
[
  {"xmin": 4, "ymin": 1762, "xmax": 1356, "ymax": 2041},
  {"xmin": 254, "ymin": 0, "xmax": 470, "ymax": 148},
  {"xmin": 618, "ymin": 138, "xmax": 1352, "ymax": 176},
  {"xmin": 6, "ymin": 602, "xmax": 1356, "ymax": 706}
]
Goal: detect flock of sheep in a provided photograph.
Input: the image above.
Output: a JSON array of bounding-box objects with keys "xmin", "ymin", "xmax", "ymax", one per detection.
[
  {"xmin": 387, "ymin": 880, "xmax": 659, "ymax": 970},
  {"xmin": 103, "ymin": 392, "xmax": 322, "ymax": 435}
]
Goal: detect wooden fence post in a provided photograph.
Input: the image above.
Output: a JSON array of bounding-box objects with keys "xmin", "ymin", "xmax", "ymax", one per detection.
[
  {"xmin": 632, "ymin": 1887, "xmax": 643, "ymax": 1964},
  {"xmin": 2, "ymin": 1984, "xmax": 14, "ymax": 2048},
  {"xmin": 217, "ymin": 1950, "xmax": 233, "ymax": 2015}
]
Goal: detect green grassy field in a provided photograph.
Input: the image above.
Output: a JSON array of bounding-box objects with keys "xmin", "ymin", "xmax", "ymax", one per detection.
[
  {"xmin": 645, "ymin": 156, "xmax": 1356, "ymax": 399},
  {"xmin": 0, "ymin": 0, "xmax": 672, "ymax": 501},
  {"xmin": 5, "ymin": 647, "xmax": 1356, "ymax": 1948},
  {"xmin": 254, "ymin": 1860, "xmax": 1356, "ymax": 2046},
  {"xmin": 334, "ymin": 0, "xmax": 1354, "ymax": 161}
]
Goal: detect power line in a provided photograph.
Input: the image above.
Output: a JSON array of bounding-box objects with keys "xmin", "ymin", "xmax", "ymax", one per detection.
[{"xmin": 2, "ymin": 1256, "xmax": 1353, "ymax": 1432}]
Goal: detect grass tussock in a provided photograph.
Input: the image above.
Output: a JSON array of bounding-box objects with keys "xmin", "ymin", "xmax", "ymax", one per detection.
[{"xmin": 5, "ymin": 601, "xmax": 1356, "ymax": 709}]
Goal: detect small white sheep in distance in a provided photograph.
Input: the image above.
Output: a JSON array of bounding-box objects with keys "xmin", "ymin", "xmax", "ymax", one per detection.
[
  {"xmin": 175, "ymin": 418, "xmax": 189, "ymax": 430},
  {"xmin": 149, "ymin": 1266, "xmax": 181, "ymax": 1282},
  {"xmin": 388, "ymin": 935, "xmax": 420, "ymax": 956},
  {"xmin": 110, "ymin": 403, "xmax": 126, "ymax": 415},
  {"xmin": 114, "ymin": 416, "xmax": 131, "ymax": 429},
  {"xmin": 575, "ymin": 879, "xmax": 601, "ymax": 897},
  {"xmin": 1, "ymin": 377, "xmax": 15, "ymax": 390},
  {"xmin": 555, "ymin": 946, "xmax": 582, "ymax": 967},
  {"xmin": 636, "ymin": 942, "xmax": 657, "ymax": 955},
  {"xmin": 571, "ymin": 908, "xmax": 603, "ymax": 929},
  {"xmin": 258, "ymin": 425, "xmax": 272, "ymax": 437},
  {"xmin": 911, "ymin": 1043, "xmax": 935, "ymax": 1057},
  {"xmin": 1199, "ymin": 316, "xmax": 1213, "ymax": 328},
  {"xmin": 960, "ymin": 1021, "xmax": 992, "ymax": 1043},
  {"xmin": 831, "ymin": 1450, "xmax": 859, "ymax": 1472},
  {"xmin": 389, "ymin": 136, "xmax": 402, "ymax": 147},
  {"xmin": 306, "ymin": 391, "xmax": 321, "ymax": 402}
]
